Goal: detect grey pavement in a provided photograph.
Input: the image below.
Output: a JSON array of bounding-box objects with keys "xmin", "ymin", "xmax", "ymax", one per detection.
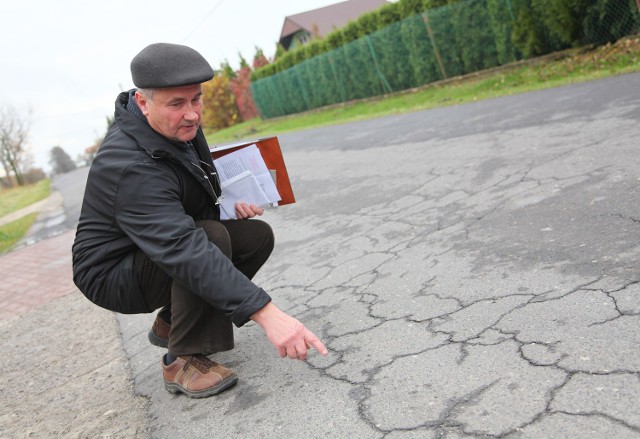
[
  {"xmin": 4, "ymin": 71, "xmax": 640, "ymax": 438},
  {"xmin": 15, "ymin": 166, "xmax": 90, "ymax": 249}
]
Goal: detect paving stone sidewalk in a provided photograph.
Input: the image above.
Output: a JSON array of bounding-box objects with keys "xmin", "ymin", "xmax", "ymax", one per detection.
[{"xmin": 0, "ymin": 230, "xmax": 150, "ymax": 437}]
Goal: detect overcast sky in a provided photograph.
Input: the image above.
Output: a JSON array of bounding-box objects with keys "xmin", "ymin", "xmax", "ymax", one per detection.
[{"xmin": 1, "ymin": 0, "xmax": 342, "ymax": 171}]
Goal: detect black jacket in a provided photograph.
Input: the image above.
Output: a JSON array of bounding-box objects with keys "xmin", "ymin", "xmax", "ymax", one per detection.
[{"xmin": 72, "ymin": 91, "xmax": 271, "ymax": 326}]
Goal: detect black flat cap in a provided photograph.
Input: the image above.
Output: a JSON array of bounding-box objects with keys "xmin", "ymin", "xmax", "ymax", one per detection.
[{"xmin": 131, "ymin": 43, "xmax": 214, "ymax": 88}]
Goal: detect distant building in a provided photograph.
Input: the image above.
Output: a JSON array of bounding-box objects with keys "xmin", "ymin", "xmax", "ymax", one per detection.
[{"xmin": 279, "ymin": 0, "xmax": 389, "ymax": 51}]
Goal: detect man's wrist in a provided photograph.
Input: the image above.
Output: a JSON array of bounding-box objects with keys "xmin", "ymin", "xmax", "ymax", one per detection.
[{"xmin": 250, "ymin": 301, "xmax": 277, "ymax": 326}]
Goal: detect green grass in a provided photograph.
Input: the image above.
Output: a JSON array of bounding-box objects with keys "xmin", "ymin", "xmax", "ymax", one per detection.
[
  {"xmin": 206, "ymin": 37, "xmax": 640, "ymax": 145},
  {"xmin": 0, "ymin": 179, "xmax": 51, "ymax": 253},
  {"xmin": 0, "ymin": 213, "xmax": 38, "ymax": 254},
  {"xmin": 0, "ymin": 179, "xmax": 51, "ymax": 217}
]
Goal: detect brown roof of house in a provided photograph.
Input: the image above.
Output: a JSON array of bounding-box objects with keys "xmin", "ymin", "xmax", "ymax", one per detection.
[{"xmin": 279, "ymin": 0, "xmax": 389, "ymax": 41}]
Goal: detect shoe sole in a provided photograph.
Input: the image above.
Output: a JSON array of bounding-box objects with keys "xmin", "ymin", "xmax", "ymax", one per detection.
[
  {"xmin": 164, "ymin": 375, "xmax": 239, "ymax": 398},
  {"xmin": 148, "ymin": 330, "xmax": 168, "ymax": 349}
]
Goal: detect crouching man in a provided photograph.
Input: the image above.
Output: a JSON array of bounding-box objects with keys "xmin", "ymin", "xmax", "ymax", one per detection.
[{"xmin": 72, "ymin": 43, "xmax": 327, "ymax": 398}]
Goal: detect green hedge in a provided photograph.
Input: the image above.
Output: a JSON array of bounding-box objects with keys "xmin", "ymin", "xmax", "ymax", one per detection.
[{"xmin": 251, "ymin": 0, "xmax": 640, "ymax": 118}]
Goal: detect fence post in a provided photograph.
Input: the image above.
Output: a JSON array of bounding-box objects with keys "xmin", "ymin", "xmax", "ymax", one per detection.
[
  {"xmin": 292, "ymin": 67, "xmax": 312, "ymax": 112},
  {"xmin": 269, "ymin": 77, "xmax": 287, "ymax": 117},
  {"xmin": 505, "ymin": 0, "xmax": 515, "ymax": 21},
  {"xmin": 365, "ymin": 35, "xmax": 393, "ymax": 94},
  {"xmin": 422, "ymin": 11, "xmax": 448, "ymax": 80},
  {"xmin": 327, "ymin": 52, "xmax": 347, "ymax": 103}
]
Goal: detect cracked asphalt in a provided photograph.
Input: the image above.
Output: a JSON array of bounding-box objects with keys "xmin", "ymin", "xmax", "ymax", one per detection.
[
  {"xmin": 116, "ymin": 71, "xmax": 640, "ymax": 438},
  {"xmin": 6, "ymin": 70, "xmax": 635, "ymax": 439}
]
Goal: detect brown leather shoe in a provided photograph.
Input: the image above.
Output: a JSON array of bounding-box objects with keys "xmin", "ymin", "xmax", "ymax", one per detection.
[
  {"xmin": 148, "ymin": 315, "xmax": 170, "ymax": 348},
  {"xmin": 163, "ymin": 354, "xmax": 238, "ymax": 398}
]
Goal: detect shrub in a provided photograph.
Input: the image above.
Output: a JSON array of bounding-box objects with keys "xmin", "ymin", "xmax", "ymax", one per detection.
[
  {"xmin": 229, "ymin": 66, "xmax": 259, "ymax": 121},
  {"xmin": 202, "ymin": 75, "xmax": 239, "ymax": 130}
]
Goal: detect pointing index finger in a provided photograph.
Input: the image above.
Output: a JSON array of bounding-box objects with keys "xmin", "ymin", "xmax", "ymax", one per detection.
[{"xmin": 304, "ymin": 329, "xmax": 328, "ymax": 356}]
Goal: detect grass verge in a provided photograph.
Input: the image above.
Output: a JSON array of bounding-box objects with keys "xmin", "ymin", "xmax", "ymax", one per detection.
[
  {"xmin": 0, "ymin": 179, "xmax": 51, "ymax": 253},
  {"xmin": 205, "ymin": 36, "xmax": 640, "ymax": 144},
  {"xmin": 0, "ymin": 213, "xmax": 38, "ymax": 254},
  {"xmin": 0, "ymin": 179, "xmax": 51, "ymax": 218}
]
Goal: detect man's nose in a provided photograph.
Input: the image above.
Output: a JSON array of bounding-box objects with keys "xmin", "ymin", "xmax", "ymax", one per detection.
[{"xmin": 184, "ymin": 106, "xmax": 199, "ymax": 121}]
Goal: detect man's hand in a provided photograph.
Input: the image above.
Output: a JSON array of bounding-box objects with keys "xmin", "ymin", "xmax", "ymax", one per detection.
[
  {"xmin": 251, "ymin": 302, "xmax": 328, "ymax": 360},
  {"xmin": 235, "ymin": 202, "xmax": 264, "ymax": 219}
]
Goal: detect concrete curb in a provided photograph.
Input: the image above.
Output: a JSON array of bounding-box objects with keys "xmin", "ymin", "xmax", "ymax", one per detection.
[{"xmin": 0, "ymin": 191, "xmax": 64, "ymax": 227}]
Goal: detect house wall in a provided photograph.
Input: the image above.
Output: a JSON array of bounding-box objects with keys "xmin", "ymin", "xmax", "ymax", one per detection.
[{"xmin": 287, "ymin": 30, "xmax": 312, "ymax": 50}]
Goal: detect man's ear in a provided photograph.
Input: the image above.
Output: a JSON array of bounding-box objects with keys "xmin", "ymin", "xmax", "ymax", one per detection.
[{"xmin": 134, "ymin": 91, "xmax": 150, "ymax": 116}]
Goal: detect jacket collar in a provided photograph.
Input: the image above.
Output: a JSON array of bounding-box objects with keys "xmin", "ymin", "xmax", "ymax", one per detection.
[
  {"xmin": 115, "ymin": 90, "xmax": 186, "ymax": 159},
  {"xmin": 114, "ymin": 90, "xmax": 222, "ymax": 204}
]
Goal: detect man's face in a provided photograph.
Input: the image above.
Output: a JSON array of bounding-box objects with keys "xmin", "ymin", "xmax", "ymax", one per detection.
[{"xmin": 135, "ymin": 83, "xmax": 204, "ymax": 142}]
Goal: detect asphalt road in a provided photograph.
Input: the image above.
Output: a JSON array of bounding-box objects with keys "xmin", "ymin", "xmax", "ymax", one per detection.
[
  {"xmin": 47, "ymin": 71, "xmax": 640, "ymax": 438},
  {"xmin": 18, "ymin": 165, "xmax": 89, "ymax": 247}
]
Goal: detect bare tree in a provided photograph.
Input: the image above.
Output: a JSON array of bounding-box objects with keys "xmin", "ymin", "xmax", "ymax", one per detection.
[{"xmin": 0, "ymin": 104, "xmax": 32, "ymax": 187}]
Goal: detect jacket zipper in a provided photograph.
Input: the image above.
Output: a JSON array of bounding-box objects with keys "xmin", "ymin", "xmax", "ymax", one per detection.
[{"xmin": 190, "ymin": 160, "xmax": 223, "ymax": 205}]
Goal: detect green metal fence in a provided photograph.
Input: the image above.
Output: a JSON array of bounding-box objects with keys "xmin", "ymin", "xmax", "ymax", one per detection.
[{"xmin": 251, "ymin": 0, "xmax": 640, "ymax": 118}]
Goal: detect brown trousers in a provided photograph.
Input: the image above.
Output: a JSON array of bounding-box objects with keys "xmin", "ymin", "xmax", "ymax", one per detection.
[{"xmin": 133, "ymin": 219, "xmax": 274, "ymax": 355}]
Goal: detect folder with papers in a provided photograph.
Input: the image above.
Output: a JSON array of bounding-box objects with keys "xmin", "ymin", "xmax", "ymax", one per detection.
[{"xmin": 210, "ymin": 137, "xmax": 295, "ymax": 219}]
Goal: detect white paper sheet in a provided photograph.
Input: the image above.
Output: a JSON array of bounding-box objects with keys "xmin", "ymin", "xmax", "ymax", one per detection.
[
  {"xmin": 218, "ymin": 171, "xmax": 271, "ymax": 219},
  {"xmin": 213, "ymin": 145, "xmax": 282, "ymax": 219}
]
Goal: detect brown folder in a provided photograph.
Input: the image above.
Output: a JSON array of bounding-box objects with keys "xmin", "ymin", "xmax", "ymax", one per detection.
[{"xmin": 209, "ymin": 136, "xmax": 295, "ymax": 206}]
